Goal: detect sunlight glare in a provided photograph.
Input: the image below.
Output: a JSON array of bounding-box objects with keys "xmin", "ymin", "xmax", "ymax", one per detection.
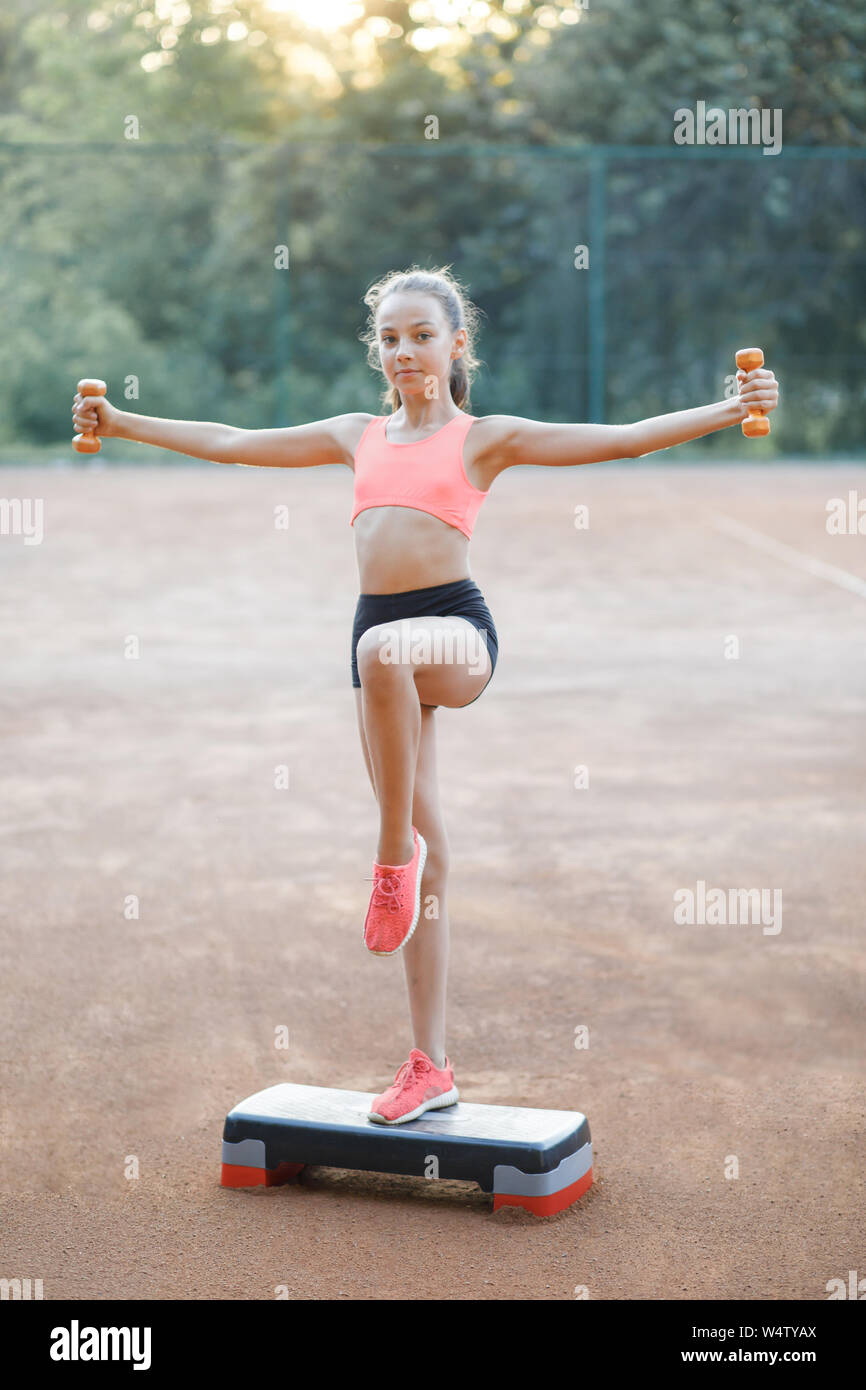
[{"xmin": 264, "ymin": 0, "xmax": 366, "ymax": 31}]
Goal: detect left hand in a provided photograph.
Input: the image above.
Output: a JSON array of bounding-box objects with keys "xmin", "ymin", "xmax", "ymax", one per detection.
[{"xmin": 736, "ymin": 366, "xmax": 779, "ymax": 421}]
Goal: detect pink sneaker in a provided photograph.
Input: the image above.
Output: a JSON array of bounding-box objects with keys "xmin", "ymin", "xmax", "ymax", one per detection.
[
  {"xmin": 363, "ymin": 826, "xmax": 427, "ymax": 956},
  {"xmin": 368, "ymin": 1048, "xmax": 459, "ymax": 1125}
]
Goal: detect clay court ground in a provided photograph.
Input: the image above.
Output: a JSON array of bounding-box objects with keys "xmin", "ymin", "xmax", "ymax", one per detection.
[{"xmin": 1, "ymin": 459, "xmax": 863, "ymax": 1300}]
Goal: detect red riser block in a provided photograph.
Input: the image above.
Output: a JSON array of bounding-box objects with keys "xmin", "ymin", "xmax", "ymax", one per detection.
[
  {"xmin": 221, "ymin": 1161, "xmax": 305, "ymax": 1188},
  {"xmin": 493, "ymin": 1166, "xmax": 593, "ymax": 1217}
]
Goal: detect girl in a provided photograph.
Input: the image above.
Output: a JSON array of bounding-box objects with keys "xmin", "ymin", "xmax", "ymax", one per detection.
[{"xmin": 71, "ymin": 264, "xmax": 779, "ymax": 1126}]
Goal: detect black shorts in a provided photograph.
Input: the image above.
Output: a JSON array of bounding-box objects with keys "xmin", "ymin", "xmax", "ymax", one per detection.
[{"xmin": 351, "ymin": 577, "xmax": 498, "ymax": 704}]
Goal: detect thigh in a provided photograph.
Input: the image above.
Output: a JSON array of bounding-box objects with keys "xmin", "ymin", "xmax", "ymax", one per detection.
[
  {"xmin": 407, "ymin": 615, "xmax": 494, "ymax": 709},
  {"xmin": 354, "ymin": 688, "xmax": 376, "ymax": 794},
  {"xmin": 357, "ymin": 615, "xmax": 489, "ymax": 709}
]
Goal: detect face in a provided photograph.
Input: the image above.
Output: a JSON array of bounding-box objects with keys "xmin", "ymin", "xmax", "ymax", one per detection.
[{"xmin": 376, "ymin": 291, "xmax": 466, "ymax": 400}]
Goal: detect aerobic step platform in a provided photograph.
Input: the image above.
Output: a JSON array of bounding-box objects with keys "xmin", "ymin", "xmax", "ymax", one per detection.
[{"xmin": 221, "ymin": 1083, "xmax": 592, "ymax": 1216}]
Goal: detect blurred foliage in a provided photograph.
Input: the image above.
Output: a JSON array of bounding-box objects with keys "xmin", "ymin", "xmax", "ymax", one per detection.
[{"xmin": 0, "ymin": 0, "xmax": 864, "ymax": 456}]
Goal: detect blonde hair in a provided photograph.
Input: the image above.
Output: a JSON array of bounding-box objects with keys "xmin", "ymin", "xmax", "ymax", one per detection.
[{"xmin": 359, "ymin": 264, "xmax": 484, "ymax": 413}]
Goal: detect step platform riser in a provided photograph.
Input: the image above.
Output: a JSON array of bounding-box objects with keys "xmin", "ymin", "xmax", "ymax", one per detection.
[{"xmin": 221, "ymin": 1083, "xmax": 593, "ymax": 1218}]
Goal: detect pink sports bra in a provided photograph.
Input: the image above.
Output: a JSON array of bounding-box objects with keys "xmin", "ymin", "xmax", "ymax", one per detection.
[{"xmin": 350, "ymin": 413, "xmax": 489, "ymax": 541}]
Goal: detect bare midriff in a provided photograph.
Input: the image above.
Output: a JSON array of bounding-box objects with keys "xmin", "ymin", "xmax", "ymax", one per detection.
[
  {"xmin": 346, "ymin": 412, "xmax": 503, "ymax": 594},
  {"xmin": 352, "ymin": 505, "xmax": 472, "ymax": 594}
]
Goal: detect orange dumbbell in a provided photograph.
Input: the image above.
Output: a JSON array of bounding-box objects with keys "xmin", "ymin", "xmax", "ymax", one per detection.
[
  {"xmin": 735, "ymin": 348, "xmax": 770, "ymax": 438},
  {"xmin": 72, "ymin": 378, "xmax": 107, "ymax": 453}
]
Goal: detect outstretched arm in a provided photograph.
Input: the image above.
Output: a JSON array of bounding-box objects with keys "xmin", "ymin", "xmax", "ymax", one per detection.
[
  {"xmin": 71, "ymin": 389, "xmax": 367, "ymax": 467},
  {"xmin": 495, "ymin": 366, "xmax": 779, "ymax": 469}
]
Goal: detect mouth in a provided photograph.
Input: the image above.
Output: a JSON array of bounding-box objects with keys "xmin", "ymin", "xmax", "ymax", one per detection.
[{"xmin": 396, "ymin": 370, "xmax": 418, "ymax": 377}]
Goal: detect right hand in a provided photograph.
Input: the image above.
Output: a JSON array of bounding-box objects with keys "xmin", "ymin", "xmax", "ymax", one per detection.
[{"xmin": 71, "ymin": 390, "xmax": 121, "ymax": 439}]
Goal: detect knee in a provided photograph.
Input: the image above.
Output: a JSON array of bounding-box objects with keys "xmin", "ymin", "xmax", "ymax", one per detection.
[{"xmin": 356, "ymin": 624, "xmax": 411, "ymax": 686}]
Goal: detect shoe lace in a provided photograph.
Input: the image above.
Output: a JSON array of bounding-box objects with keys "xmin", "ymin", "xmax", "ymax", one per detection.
[
  {"xmin": 392, "ymin": 1056, "xmax": 426, "ymax": 1089},
  {"xmin": 366, "ymin": 870, "xmax": 403, "ymax": 913}
]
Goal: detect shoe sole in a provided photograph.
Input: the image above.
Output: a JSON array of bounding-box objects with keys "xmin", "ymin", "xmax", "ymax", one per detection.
[
  {"xmin": 365, "ymin": 831, "xmax": 428, "ymax": 957},
  {"xmin": 367, "ymin": 1084, "xmax": 460, "ymax": 1125}
]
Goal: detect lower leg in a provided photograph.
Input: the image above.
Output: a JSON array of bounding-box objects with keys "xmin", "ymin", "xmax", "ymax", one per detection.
[
  {"xmin": 402, "ymin": 870, "xmax": 449, "ymax": 1070},
  {"xmin": 359, "ymin": 663, "xmax": 420, "ymax": 866}
]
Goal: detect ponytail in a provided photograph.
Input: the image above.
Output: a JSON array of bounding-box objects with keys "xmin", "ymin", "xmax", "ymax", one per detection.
[{"xmin": 449, "ymin": 354, "xmax": 470, "ymax": 409}]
